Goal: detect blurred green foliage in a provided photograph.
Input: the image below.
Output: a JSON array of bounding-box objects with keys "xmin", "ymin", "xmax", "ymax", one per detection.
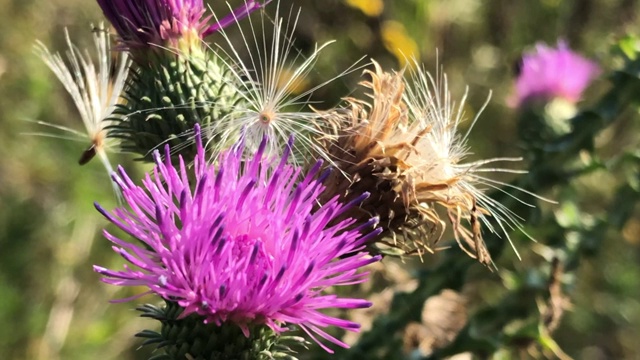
[{"xmin": 1, "ymin": 0, "xmax": 639, "ymax": 359}]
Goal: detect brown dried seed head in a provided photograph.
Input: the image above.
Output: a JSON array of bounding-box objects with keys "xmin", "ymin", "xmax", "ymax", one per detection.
[{"xmin": 316, "ymin": 61, "xmax": 492, "ymax": 263}]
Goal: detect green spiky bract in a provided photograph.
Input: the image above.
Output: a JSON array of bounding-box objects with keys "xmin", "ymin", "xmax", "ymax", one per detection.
[
  {"xmin": 108, "ymin": 51, "xmax": 241, "ymax": 162},
  {"xmin": 136, "ymin": 300, "xmax": 308, "ymax": 360}
]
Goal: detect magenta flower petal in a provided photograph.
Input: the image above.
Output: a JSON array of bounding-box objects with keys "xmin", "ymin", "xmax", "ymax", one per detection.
[
  {"xmin": 204, "ymin": 0, "xmax": 272, "ymax": 36},
  {"xmin": 95, "ymin": 0, "xmax": 269, "ymax": 48},
  {"xmin": 94, "ymin": 124, "xmax": 381, "ymax": 352},
  {"xmin": 510, "ymin": 40, "xmax": 601, "ymax": 107}
]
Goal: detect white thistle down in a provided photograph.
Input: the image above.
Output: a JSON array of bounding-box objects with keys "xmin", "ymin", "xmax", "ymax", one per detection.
[
  {"xmin": 402, "ymin": 63, "xmax": 551, "ymax": 263},
  {"xmin": 202, "ymin": 3, "xmax": 357, "ymax": 165},
  {"xmin": 34, "ymin": 24, "xmax": 130, "ymax": 183}
]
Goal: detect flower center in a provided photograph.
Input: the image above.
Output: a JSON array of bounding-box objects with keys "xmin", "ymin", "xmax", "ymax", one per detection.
[{"xmin": 259, "ymin": 111, "xmax": 275, "ymax": 125}]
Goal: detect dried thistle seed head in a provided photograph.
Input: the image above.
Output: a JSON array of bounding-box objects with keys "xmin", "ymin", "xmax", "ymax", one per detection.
[
  {"xmin": 318, "ymin": 61, "xmax": 445, "ymax": 258},
  {"xmin": 402, "ymin": 62, "xmax": 545, "ymax": 266},
  {"xmin": 318, "ymin": 61, "xmax": 544, "ymax": 265}
]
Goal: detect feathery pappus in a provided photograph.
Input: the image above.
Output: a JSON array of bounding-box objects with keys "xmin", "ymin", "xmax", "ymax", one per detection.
[
  {"xmin": 317, "ymin": 61, "xmax": 545, "ymax": 265},
  {"xmin": 198, "ymin": 2, "xmax": 357, "ymax": 166},
  {"xmin": 33, "ymin": 24, "xmax": 130, "ymax": 193}
]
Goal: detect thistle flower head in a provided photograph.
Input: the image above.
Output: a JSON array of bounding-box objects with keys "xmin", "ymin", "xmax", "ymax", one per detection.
[
  {"xmin": 510, "ymin": 40, "xmax": 600, "ymax": 107},
  {"xmin": 34, "ymin": 24, "xmax": 129, "ymax": 189},
  {"xmin": 96, "ymin": 0, "xmax": 269, "ymax": 52},
  {"xmin": 319, "ymin": 61, "xmax": 544, "ymax": 264},
  {"xmin": 200, "ymin": 3, "xmax": 353, "ymax": 166},
  {"xmin": 94, "ymin": 125, "xmax": 381, "ymax": 352}
]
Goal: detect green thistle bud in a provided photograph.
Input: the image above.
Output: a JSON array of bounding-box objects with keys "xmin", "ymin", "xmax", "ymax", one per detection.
[
  {"xmin": 108, "ymin": 53, "xmax": 241, "ymax": 161},
  {"xmin": 94, "ymin": 0, "xmax": 269, "ymax": 161}
]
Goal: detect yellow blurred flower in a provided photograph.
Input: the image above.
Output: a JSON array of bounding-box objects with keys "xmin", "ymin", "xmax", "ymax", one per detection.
[
  {"xmin": 276, "ymin": 67, "xmax": 310, "ymax": 95},
  {"xmin": 623, "ymin": 219, "xmax": 640, "ymax": 246},
  {"xmin": 345, "ymin": 0, "xmax": 384, "ymax": 17},
  {"xmin": 381, "ymin": 21, "xmax": 419, "ymax": 66}
]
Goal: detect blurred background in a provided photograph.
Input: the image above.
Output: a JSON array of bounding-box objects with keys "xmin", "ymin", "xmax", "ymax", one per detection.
[{"xmin": 1, "ymin": 0, "xmax": 639, "ymax": 359}]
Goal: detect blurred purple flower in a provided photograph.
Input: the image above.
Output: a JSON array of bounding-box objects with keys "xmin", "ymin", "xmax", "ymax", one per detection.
[
  {"xmin": 96, "ymin": 0, "xmax": 269, "ymax": 48},
  {"xmin": 510, "ymin": 41, "xmax": 600, "ymax": 107},
  {"xmin": 93, "ymin": 124, "xmax": 381, "ymax": 352}
]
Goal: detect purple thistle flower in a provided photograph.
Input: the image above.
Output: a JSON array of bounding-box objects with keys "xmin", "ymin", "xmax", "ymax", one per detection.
[
  {"xmin": 96, "ymin": 0, "xmax": 270, "ymax": 49},
  {"xmin": 93, "ymin": 124, "xmax": 382, "ymax": 352},
  {"xmin": 510, "ymin": 40, "xmax": 600, "ymax": 107}
]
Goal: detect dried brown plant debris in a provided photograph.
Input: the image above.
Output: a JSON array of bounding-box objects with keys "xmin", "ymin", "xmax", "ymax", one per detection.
[{"xmin": 403, "ymin": 289, "xmax": 468, "ymax": 357}]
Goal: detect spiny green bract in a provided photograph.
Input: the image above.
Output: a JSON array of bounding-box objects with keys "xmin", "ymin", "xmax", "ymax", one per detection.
[
  {"xmin": 108, "ymin": 53, "xmax": 242, "ymax": 162},
  {"xmin": 136, "ymin": 301, "xmax": 308, "ymax": 360}
]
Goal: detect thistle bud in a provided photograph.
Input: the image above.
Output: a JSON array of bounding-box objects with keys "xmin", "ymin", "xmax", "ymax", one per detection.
[{"xmin": 96, "ymin": 0, "xmax": 269, "ymax": 161}]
